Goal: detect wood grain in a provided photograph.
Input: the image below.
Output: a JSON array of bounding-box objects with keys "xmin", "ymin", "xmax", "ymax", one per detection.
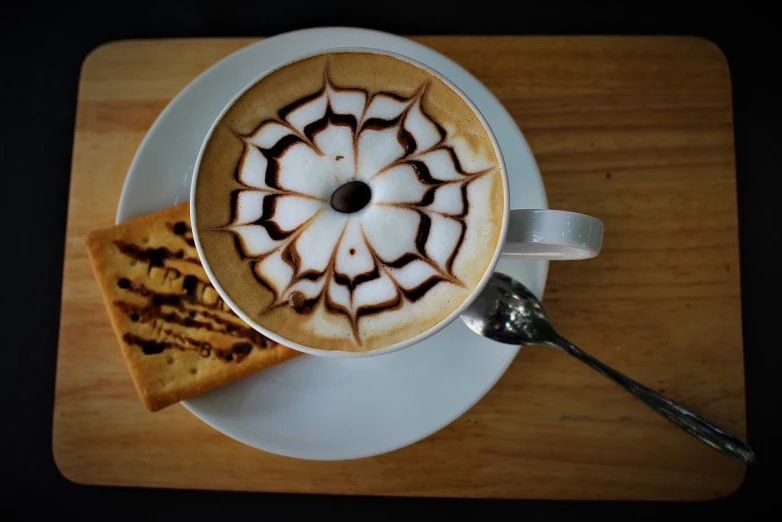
[{"xmin": 53, "ymin": 37, "xmax": 746, "ymax": 500}]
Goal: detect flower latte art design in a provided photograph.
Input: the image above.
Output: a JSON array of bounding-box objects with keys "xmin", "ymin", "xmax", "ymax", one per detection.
[
  {"xmin": 195, "ymin": 52, "xmax": 504, "ymax": 352},
  {"xmin": 224, "ymin": 74, "xmax": 493, "ymax": 345}
]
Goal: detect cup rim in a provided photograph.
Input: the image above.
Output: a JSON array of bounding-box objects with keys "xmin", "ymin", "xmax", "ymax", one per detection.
[{"xmin": 190, "ymin": 46, "xmax": 510, "ymax": 358}]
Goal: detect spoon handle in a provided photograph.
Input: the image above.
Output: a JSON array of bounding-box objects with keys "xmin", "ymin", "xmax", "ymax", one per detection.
[{"xmin": 546, "ymin": 332, "xmax": 755, "ymax": 463}]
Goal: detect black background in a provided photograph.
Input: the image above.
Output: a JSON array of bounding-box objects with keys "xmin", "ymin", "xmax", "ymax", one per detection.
[{"xmin": 1, "ymin": 1, "xmax": 778, "ymax": 519}]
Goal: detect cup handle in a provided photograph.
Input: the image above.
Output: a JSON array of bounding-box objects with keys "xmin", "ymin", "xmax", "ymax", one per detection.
[{"xmin": 501, "ymin": 209, "xmax": 603, "ymax": 260}]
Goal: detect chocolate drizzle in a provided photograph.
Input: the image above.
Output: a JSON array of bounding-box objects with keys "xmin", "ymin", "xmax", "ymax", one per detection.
[
  {"xmin": 324, "ymin": 291, "xmax": 352, "ymax": 320},
  {"xmin": 122, "ymin": 333, "xmax": 261, "ymax": 363},
  {"xmin": 123, "ymin": 333, "xmax": 172, "ymax": 355},
  {"xmin": 279, "ymin": 86, "xmax": 326, "ymax": 121},
  {"xmin": 334, "ymin": 264, "xmax": 380, "ymax": 291},
  {"xmin": 385, "ymin": 252, "xmax": 419, "ymax": 269},
  {"xmin": 361, "ymin": 113, "xmax": 402, "ymax": 133},
  {"xmin": 290, "ymin": 294, "xmax": 321, "ymax": 315},
  {"xmin": 401, "ymin": 275, "xmax": 445, "ymax": 302},
  {"xmin": 114, "ymin": 241, "xmax": 199, "ymax": 273},
  {"xmin": 221, "ymin": 68, "xmax": 496, "ymax": 345},
  {"xmin": 281, "ymin": 241, "xmax": 301, "ymax": 274},
  {"xmin": 222, "ymin": 342, "xmax": 253, "ymax": 363},
  {"xmin": 251, "ymin": 193, "xmax": 293, "ymax": 240},
  {"xmin": 304, "ymin": 106, "xmax": 358, "ymax": 144},
  {"xmin": 265, "ymin": 135, "xmax": 304, "ymax": 190},
  {"xmin": 398, "ymin": 126, "xmax": 416, "ymax": 157},
  {"xmin": 409, "ymin": 160, "xmax": 439, "ymax": 185},
  {"xmin": 418, "ymin": 187, "xmax": 437, "ymax": 207},
  {"xmin": 170, "ymin": 221, "xmax": 196, "ymax": 247},
  {"xmin": 249, "ymin": 259, "xmax": 278, "ymax": 301},
  {"xmin": 447, "ymin": 221, "xmax": 468, "ymax": 273},
  {"xmin": 414, "ymin": 211, "xmax": 431, "ymax": 256},
  {"xmin": 355, "ymin": 292, "xmax": 403, "ymax": 320},
  {"xmin": 114, "ymin": 223, "xmax": 273, "ymax": 360},
  {"xmin": 114, "ymin": 299, "xmax": 270, "ymax": 347},
  {"xmin": 117, "ymin": 273, "xmax": 227, "ymax": 310}
]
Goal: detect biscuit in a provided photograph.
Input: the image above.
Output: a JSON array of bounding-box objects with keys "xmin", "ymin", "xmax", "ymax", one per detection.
[{"xmin": 85, "ymin": 202, "xmax": 300, "ymax": 411}]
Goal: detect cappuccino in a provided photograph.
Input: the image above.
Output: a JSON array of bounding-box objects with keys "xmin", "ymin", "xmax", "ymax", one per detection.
[{"xmin": 194, "ymin": 51, "xmax": 504, "ymax": 352}]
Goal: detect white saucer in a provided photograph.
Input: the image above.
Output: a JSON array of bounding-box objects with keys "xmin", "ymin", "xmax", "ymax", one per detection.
[{"xmin": 118, "ymin": 27, "xmax": 548, "ymax": 460}]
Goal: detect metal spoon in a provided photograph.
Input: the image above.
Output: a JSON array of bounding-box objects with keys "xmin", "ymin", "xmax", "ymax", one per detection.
[{"xmin": 462, "ymin": 272, "xmax": 755, "ymax": 463}]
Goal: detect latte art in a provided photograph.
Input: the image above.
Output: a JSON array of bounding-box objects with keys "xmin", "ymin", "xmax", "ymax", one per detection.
[
  {"xmin": 195, "ymin": 51, "xmax": 504, "ymax": 352},
  {"xmin": 225, "ymin": 73, "xmax": 492, "ymax": 344}
]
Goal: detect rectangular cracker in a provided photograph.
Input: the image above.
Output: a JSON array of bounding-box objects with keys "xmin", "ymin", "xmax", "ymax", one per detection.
[{"xmin": 85, "ymin": 202, "xmax": 300, "ymax": 411}]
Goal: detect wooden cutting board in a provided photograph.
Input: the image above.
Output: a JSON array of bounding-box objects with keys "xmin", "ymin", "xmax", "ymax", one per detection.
[{"xmin": 53, "ymin": 36, "xmax": 746, "ymax": 500}]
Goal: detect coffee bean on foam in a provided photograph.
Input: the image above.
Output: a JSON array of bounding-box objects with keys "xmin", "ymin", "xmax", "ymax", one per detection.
[{"xmin": 195, "ymin": 51, "xmax": 504, "ymax": 352}]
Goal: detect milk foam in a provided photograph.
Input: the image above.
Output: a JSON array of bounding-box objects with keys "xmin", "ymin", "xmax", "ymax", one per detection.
[
  {"xmin": 196, "ymin": 53, "xmax": 503, "ymax": 351},
  {"xmin": 221, "ymin": 72, "xmax": 499, "ymax": 346}
]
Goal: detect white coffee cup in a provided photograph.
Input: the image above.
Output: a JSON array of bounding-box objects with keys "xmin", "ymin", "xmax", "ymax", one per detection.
[{"xmin": 191, "ymin": 47, "xmax": 603, "ymax": 358}]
